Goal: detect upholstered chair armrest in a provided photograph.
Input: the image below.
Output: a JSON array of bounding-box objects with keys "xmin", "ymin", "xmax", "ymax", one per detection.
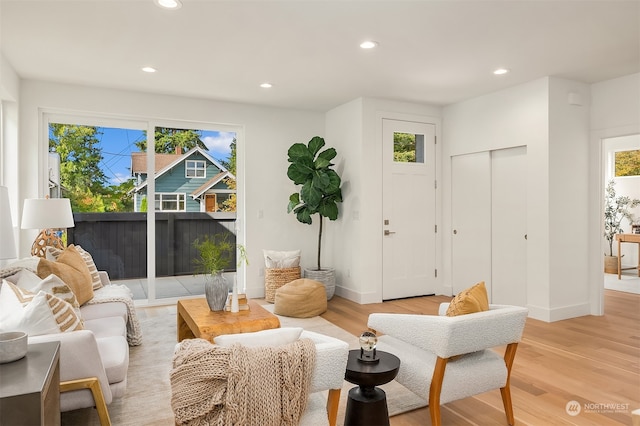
[
  {"xmin": 28, "ymin": 330, "xmax": 113, "ymax": 405},
  {"xmin": 98, "ymin": 271, "xmax": 111, "ymax": 286},
  {"xmin": 300, "ymin": 330, "xmax": 349, "ymax": 393},
  {"xmin": 369, "ymin": 305, "xmax": 528, "ymax": 359}
]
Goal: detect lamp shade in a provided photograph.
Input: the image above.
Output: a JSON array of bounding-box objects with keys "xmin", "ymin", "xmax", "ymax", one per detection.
[
  {"xmin": 0, "ymin": 186, "xmax": 17, "ymax": 260},
  {"xmin": 21, "ymin": 198, "xmax": 75, "ymax": 230}
]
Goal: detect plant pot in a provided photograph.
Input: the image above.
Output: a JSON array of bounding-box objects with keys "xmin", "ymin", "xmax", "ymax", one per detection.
[
  {"xmin": 303, "ymin": 267, "xmax": 335, "ymax": 300},
  {"xmin": 604, "ymin": 255, "xmax": 619, "ymax": 274},
  {"xmin": 205, "ymin": 272, "xmax": 229, "ymax": 311}
]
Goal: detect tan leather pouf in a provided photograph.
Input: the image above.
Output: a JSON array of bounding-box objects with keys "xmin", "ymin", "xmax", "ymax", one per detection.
[{"xmin": 274, "ymin": 278, "xmax": 327, "ymax": 318}]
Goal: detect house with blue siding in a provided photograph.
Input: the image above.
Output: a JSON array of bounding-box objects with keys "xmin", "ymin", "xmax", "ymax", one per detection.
[{"xmin": 130, "ymin": 147, "xmax": 236, "ymax": 213}]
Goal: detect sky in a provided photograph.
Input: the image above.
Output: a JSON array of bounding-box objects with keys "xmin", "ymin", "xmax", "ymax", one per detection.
[{"xmin": 95, "ymin": 127, "xmax": 236, "ymax": 185}]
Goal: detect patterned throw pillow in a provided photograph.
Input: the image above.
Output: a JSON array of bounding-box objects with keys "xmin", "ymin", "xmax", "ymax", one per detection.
[
  {"xmin": 6, "ymin": 269, "xmax": 82, "ymax": 321},
  {"xmin": 0, "ymin": 279, "xmax": 84, "ymax": 335},
  {"xmin": 446, "ymin": 281, "xmax": 490, "ymax": 316},
  {"xmin": 38, "ymin": 245, "xmax": 94, "ymax": 305},
  {"xmin": 46, "ymin": 244, "xmax": 103, "ymax": 291}
]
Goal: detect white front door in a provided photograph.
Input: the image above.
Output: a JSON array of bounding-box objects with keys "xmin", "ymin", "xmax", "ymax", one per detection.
[{"xmin": 382, "ymin": 119, "xmax": 436, "ymax": 300}]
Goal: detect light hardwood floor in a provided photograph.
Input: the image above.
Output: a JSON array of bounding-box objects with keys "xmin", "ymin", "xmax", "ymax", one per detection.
[{"xmin": 321, "ymin": 289, "xmax": 639, "ymax": 425}]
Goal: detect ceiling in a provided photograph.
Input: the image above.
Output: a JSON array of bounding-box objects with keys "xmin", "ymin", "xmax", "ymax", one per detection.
[{"xmin": 1, "ymin": 0, "xmax": 638, "ymax": 112}]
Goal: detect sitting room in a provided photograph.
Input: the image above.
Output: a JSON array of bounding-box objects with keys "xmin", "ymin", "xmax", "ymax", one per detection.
[{"xmin": 0, "ymin": 1, "xmax": 638, "ymax": 425}]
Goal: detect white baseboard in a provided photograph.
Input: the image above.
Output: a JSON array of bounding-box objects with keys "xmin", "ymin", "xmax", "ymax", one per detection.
[{"xmin": 527, "ymin": 302, "xmax": 591, "ymax": 322}]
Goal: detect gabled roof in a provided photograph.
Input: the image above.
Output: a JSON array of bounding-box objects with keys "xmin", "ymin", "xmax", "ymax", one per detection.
[
  {"xmin": 190, "ymin": 171, "xmax": 236, "ymax": 199},
  {"xmin": 131, "ymin": 153, "xmax": 180, "ymax": 174},
  {"xmin": 131, "ymin": 147, "xmax": 230, "ymax": 193}
]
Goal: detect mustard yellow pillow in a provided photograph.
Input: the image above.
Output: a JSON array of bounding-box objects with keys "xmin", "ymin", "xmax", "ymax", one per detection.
[
  {"xmin": 446, "ymin": 281, "xmax": 489, "ymax": 316},
  {"xmin": 37, "ymin": 245, "xmax": 94, "ymax": 305}
]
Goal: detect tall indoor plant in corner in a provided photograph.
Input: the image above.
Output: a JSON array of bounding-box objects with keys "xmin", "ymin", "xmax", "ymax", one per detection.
[
  {"xmin": 603, "ymin": 180, "xmax": 640, "ymax": 273},
  {"xmin": 287, "ymin": 136, "xmax": 343, "ymax": 299}
]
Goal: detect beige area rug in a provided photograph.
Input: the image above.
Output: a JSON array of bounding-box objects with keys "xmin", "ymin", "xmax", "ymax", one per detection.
[{"xmin": 61, "ymin": 302, "xmax": 427, "ymax": 425}]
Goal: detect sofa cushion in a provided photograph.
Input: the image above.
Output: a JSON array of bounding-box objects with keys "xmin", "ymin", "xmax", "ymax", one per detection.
[
  {"xmin": 96, "ymin": 335, "xmax": 129, "ymax": 384},
  {"xmin": 46, "ymin": 244, "xmax": 103, "ymax": 291},
  {"xmin": 214, "ymin": 327, "xmax": 303, "ymax": 347},
  {"xmin": 446, "ymin": 281, "xmax": 489, "ymax": 317},
  {"xmin": 80, "ymin": 301, "xmax": 128, "ymax": 322},
  {"xmin": 0, "ymin": 279, "xmax": 83, "ymax": 335},
  {"xmin": 37, "ymin": 245, "xmax": 94, "ymax": 305},
  {"xmin": 84, "ymin": 316, "xmax": 127, "ymax": 339}
]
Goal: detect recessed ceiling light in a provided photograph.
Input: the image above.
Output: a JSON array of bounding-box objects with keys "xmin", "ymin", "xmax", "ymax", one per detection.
[
  {"xmin": 154, "ymin": 0, "xmax": 182, "ymax": 10},
  {"xmin": 360, "ymin": 41, "xmax": 378, "ymax": 49},
  {"xmin": 493, "ymin": 68, "xmax": 510, "ymax": 75},
  {"xmin": 142, "ymin": 66, "xmax": 157, "ymax": 73},
  {"xmin": 260, "ymin": 83, "xmax": 273, "ymax": 88}
]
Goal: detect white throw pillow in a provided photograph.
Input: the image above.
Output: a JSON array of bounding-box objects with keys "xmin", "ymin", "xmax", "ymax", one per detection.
[
  {"xmin": 213, "ymin": 327, "xmax": 303, "ymax": 348},
  {"xmin": 6, "ymin": 270, "xmax": 82, "ymax": 320},
  {"xmin": 263, "ymin": 250, "xmax": 301, "ymax": 268},
  {"xmin": 0, "ymin": 279, "xmax": 83, "ymax": 335}
]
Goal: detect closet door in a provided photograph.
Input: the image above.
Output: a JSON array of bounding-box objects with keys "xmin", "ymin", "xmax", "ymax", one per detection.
[
  {"xmin": 451, "ymin": 152, "xmax": 492, "ymax": 295},
  {"xmin": 491, "ymin": 146, "xmax": 527, "ymax": 305}
]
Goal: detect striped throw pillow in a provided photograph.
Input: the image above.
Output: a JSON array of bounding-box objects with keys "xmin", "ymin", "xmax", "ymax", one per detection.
[{"xmin": 46, "ymin": 245, "xmax": 103, "ymax": 291}]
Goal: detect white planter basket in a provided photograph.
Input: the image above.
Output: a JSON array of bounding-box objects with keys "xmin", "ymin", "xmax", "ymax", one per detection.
[{"xmin": 303, "ymin": 268, "xmax": 336, "ymax": 300}]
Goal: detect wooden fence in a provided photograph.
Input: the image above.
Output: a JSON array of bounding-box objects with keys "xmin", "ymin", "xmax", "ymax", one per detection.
[{"xmin": 68, "ymin": 212, "xmax": 236, "ymax": 280}]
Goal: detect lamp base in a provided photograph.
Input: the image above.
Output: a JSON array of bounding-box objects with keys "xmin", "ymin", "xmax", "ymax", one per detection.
[{"xmin": 31, "ymin": 229, "xmax": 65, "ymax": 258}]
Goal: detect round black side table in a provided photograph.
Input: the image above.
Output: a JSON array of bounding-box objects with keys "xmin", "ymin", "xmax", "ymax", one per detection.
[{"xmin": 343, "ymin": 349, "xmax": 401, "ymax": 426}]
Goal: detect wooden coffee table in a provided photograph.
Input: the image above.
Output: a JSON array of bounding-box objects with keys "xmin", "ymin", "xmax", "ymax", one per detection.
[{"xmin": 177, "ymin": 299, "xmax": 280, "ymax": 342}]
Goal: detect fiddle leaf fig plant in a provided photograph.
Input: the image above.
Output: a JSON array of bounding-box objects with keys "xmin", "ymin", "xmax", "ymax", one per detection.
[{"xmin": 287, "ymin": 136, "xmax": 343, "ymax": 271}]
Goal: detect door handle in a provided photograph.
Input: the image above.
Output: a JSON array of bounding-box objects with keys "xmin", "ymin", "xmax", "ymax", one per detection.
[
  {"xmin": 384, "ymin": 230, "xmax": 396, "ymax": 236},
  {"xmin": 453, "ymin": 229, "xmax": 458, "ymax": 235}
]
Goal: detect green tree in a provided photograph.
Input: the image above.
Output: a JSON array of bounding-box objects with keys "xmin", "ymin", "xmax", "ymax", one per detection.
[
  {"xmin": 219, "ymin": 138, "xmax": 237, "ymax": 212},
  {"xmin": 615, "ymin": 149, "xmax": 640, "ymax": 177},
  {"xmin": 220, "ymin": 138, "xmax": 237, "ymax": 174},
  {"xmin": 393, "ymin": 132, "xmax": 416, "ymax": 162},
  {"xmin": 135, "ymin": 127, "xmax": 207, "ymax": 153},
  {"xmin": 49, "ymin": 124, "xmax": 109, "ymax": 211}
]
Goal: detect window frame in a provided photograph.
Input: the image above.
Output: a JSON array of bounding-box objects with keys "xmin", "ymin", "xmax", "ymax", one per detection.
[
  {"xmin": 185, "ymin": 160, "xmax": 206, "ymax": 178},
  {"xmin": 155, "ymin": 192, "xmax": 186, "ymax": 212}
]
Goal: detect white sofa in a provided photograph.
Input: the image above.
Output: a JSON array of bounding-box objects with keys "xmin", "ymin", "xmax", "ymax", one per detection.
[{"xmin": 28, "ymin": 271, "xmax": 130, "ymax": 425}]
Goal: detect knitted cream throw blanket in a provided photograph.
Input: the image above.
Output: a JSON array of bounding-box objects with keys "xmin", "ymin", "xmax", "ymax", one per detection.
[{"xmin": 170, "ymin": 338, "xmax": 316, "ymax": 426}]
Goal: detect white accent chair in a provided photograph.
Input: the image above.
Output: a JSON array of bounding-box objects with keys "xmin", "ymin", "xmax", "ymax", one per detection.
[
  {"xmin": 368, "ymin": 304, "xmax": 528, "ymax": 426},
  {"xmin": 174, "ymin": 329, "xmax": 349, "ymax": 426}
]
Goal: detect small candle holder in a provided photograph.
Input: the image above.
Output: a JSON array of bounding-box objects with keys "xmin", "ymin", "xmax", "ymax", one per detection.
[{"xmin": 357, "ymin": 330, "xmax": 379, "ymax": 363}]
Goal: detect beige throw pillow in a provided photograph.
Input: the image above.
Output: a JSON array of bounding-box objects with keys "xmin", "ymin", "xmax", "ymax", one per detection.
[{"xmin": 37, "ymin": 245, "xmax": 94, "ymax": 305}]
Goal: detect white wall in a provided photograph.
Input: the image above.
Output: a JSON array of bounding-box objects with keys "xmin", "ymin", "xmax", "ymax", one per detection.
[
  {"xmin": 443, "ymin": 77, "xmax": 592, "ymax": 321},
  {"xmin": 326, "ymin": 97, "xmax": 441, "ymax": 303},
  {"xmin": 15, "ymin": 80, "xmax": 325, "ymax": 298}
]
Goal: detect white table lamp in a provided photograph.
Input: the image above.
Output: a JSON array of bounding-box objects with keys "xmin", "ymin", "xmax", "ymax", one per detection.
[
  {"xmin": 21, "ymin": 197, "xmax": 75, "ymax": 257},
  {"xmin": 0, "ymin": 186, "xmax": 17, "ymax": 260}
]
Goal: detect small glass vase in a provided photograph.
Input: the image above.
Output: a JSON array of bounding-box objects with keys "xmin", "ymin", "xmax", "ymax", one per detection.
[{"xmin": 205, "ymin": 272, "xmax": 228, "ymax": 311}]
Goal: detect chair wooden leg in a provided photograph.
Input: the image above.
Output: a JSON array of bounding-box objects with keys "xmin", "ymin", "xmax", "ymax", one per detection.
[
  {"xmin": 61, "ymin": 377, "xmax": 111, "ymax": 426},
  {"xmin": 500, "ymin": 343, "xmax": 519, "ymax": 425},
  {"xmin": 326, "ymin": 388, "xmax": 341, "ymax": 426},
  {"xmin": 429, "ymin": 357, "xmax": 448, "ymax": 426}
]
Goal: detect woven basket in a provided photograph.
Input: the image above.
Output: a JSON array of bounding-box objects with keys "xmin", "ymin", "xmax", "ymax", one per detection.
[{"xmin": 264, "ymin": 267, "xmax": 301, "ymax": 303}]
